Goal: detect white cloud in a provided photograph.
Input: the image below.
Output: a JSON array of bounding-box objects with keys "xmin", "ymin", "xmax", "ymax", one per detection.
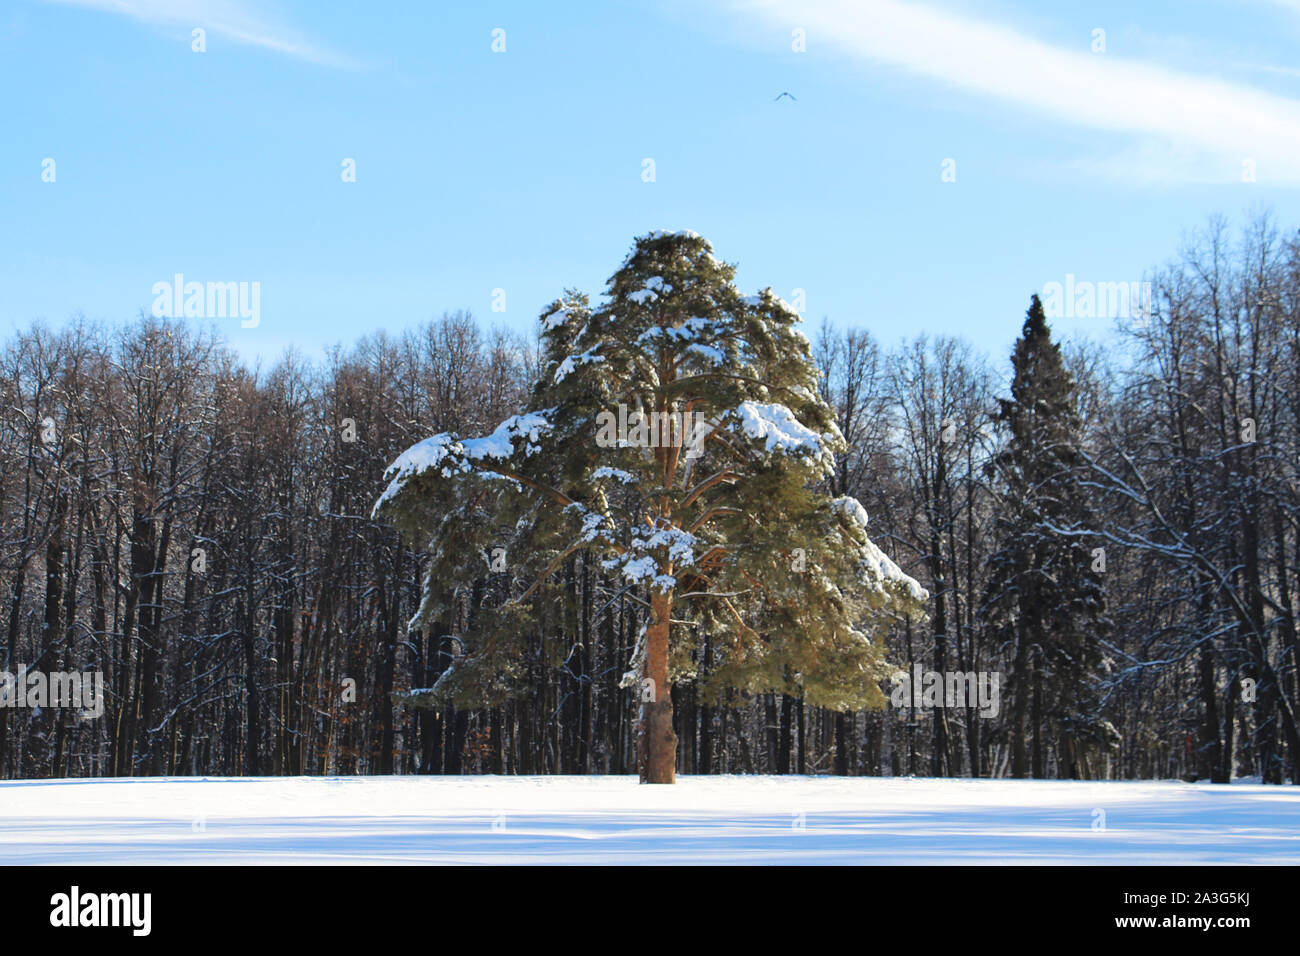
[
  {"xmin": 45, "ymin": 0, "xmax": 353, "ymax": 67},
  {"xmin": 1239, "ymin": 62, "xmax": 1300, "ymax": 80},
  {"xmin": 724, "ymin": 0, "xmax": 1300, "ymax": 184}
]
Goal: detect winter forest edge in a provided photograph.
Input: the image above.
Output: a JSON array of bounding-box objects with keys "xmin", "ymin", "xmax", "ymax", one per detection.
[{"xmin": 3, "ymin": 216, "xmax": 1298, "ymax": 787}]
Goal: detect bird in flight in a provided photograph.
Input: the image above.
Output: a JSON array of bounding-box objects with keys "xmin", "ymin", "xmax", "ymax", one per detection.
[{"xmin": 774, "ymin": 91, "xmax": 796, "ymax": 101}]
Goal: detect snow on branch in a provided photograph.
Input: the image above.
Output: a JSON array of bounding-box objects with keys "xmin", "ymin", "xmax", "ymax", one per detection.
[
  {"xmin": 541, "ymin": 305, "xmax": 574, "ymax": 332},
  {"xmin": 372, "ymin": 410, "xmax": 554, "ymax": 516},
  {"xmin": 732, "ymin": 401, "xmax": 827, "ymax": 457},
  {"xmin": 859, "ymin": 536, "xmax": 929, "ymax": 604},
  {"xmin": 590, "ymin": 466, "xmax": 639, "ymax": 484},
  {"xmin": 553, "ymin": 349, "xmax": 605, "ymax": 384},
  {"xmin": 627, "ymin": 276, "xmax": 672, "ymax": 305},
  {"xmin": 831, "ymin": 495, "xmax": 871, "ymax": 529},
  {"xmin": 600, "ymin": 524, "xmax": 697, "ymax": 592},
  {"xmin": 832, "ymin": 495, "xmax": 929, "ymax": 603}
]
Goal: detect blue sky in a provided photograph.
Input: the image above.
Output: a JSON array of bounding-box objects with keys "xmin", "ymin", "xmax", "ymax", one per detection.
[{"xmin": 3, "ymin": 0, "xmax": 1299, "ymax": 363}]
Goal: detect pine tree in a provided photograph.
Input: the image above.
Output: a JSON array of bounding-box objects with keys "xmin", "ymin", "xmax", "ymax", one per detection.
[
  {"xmin": 983, "ymin": 295, "xmax": 1113, "ymax": 779},
  {"xmin": 374, "ymin": 231, "xmax": 926, "ymax": 783}
]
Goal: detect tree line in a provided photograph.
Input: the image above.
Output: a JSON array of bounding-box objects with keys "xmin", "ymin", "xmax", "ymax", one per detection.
[{"xmin": 2, "ymin": 215, "xmax": 1296, "ymax": 782}]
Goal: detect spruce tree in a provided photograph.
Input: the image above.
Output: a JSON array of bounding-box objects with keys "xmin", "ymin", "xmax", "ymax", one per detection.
[
  {"xmin": 374, "ymin": 231, "xmax": 926, "ymax": 782},
  {"xmin": 983, "ymin": 295, "xmax": 1113, "ymax": 778}
]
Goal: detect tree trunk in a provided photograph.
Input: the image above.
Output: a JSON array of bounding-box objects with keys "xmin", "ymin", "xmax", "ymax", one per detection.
[
  {"xmin": 796, "ymin": 696, "xmax": 806, "ymax": 774},
  {"xmin": 1031, "ymin": 647, "xmax": 1044, "ymax": 779},
  {"xmin": 1199, "ymin": 648, "xmax": 1225, "ymax": 782},
  {"xmin": 638, "ymin": 588, "xmax": 676, "ymax": 783},
  {"xmin": 834, "ymin": 711, "xmax": 849, "ymax": 775},
  {"xmin": 1011, "ymin": 619, "xmax": 1029, "ymax": 778},
  {"xmin": 778, "ymin": 693, "xmax": 793, "ymax": 774},
  {"xmin": 1221, "ymin": 674, "xmax": 1237, "ymax": 782}
]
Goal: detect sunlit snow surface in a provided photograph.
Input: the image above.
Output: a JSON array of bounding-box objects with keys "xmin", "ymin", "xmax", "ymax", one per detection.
[{"xmin": 2, "ymin": 775, "xmax": 1297, "ymax": 865}]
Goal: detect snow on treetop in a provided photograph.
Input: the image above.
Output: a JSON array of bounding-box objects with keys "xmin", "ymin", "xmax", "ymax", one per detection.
[
  {"xmin": 645, "ymin": 229, "xmax": 706, "ymax": 243},
  {"xmin": 621, "ymin": 231, "xmax": 715, "ymax": 268},
  {"xmin": 373, "ymin": 410, "xmax": 554, "ymax": 516},
  {"xmin": 742, "ymin": 287, "xmax": 801, "ymax": 318},
  {"xmin": 732, "ymin": 401, "xmax": 826, "ymax": 457},
  {"xmin": 541, "ymin": 306, "xmax": 572, "ymax": 331}
]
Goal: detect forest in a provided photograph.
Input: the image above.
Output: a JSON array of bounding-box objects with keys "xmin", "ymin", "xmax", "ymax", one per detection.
[{"xmin": 2, "ymin": 214, "xmax": 1297, "ymax": 785}]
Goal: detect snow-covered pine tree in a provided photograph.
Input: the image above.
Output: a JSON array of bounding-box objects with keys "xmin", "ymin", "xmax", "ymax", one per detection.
[
  {"xmin": 983, "ymin": 295, "xmax": 1113, "ymax": 779},
  {"xmin": 374, "ymin": 231, "xmax": 927, "ymax": 783}
]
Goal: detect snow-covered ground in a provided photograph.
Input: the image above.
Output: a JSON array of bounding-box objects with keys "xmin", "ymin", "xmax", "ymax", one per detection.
[{"xmin": 1, "ymin": 775, "xmax": 1296, "ymax": 865}]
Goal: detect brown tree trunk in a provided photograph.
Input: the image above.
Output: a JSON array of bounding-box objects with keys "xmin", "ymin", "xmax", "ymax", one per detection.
[{"xmin": 639, "ymin": 588, "xmax": 676, "ymax": 783}]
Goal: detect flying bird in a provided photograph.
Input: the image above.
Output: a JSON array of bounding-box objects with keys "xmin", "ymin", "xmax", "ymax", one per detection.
[{"xmin": 774, "ymin": 91, "xmax": 796, "ymax": 102}]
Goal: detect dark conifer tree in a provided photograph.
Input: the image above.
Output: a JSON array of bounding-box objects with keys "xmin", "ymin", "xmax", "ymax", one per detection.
[{"xmin": 983, "ymin": 295, "xmax": 1113, "ymax": 779}]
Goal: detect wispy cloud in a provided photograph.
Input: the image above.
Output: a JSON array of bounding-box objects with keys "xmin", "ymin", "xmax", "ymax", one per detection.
[
  {"xmin": 45, "ymin": 0, "xmax": 353, "ymax": 67},
  {"xmin": 723, "ymin": 0, "xmax": 1300, "ymax": 184},
  {"xmin": 1239, "ymin": 62, "xmax": 1300, "ymax": 80}
]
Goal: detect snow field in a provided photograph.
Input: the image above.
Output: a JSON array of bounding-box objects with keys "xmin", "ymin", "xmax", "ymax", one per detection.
[{"xmin": 2, "ymin": 774, "xmax": 1296, "ymax": 865}]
